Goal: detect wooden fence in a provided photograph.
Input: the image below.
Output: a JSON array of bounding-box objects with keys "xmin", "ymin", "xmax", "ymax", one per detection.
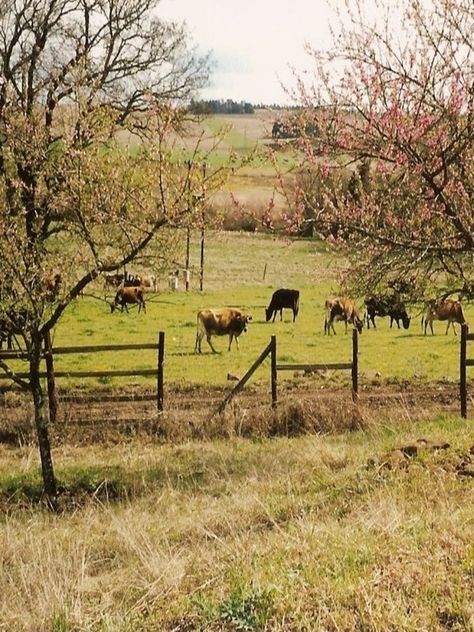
[
  {"xmin": 0, "ymin": 331, "xmax": 165, "ymax": 420},
  {"xmin": 216, "ymin": 330, "xmax": 359, "ymax": 414},
  {"xmin": 460, "ymin": 324, "xmax": 474, "ymax": 418}
]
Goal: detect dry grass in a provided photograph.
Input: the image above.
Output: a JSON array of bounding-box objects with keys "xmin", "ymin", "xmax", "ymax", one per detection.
[{"xmin": 1, "ymin": 409, "xmax": 473, "ymax": 631}]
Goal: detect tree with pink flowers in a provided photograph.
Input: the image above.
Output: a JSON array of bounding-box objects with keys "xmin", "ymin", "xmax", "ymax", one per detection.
[{"xmin": 289, "ymin": 0, "xmax": 474, "ymax": 299}]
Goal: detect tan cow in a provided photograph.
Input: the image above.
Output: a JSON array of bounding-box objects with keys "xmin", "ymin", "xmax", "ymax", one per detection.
[
  {"xmin": 111, "ymin": 286, "xmax": 146, "ymax": 313},
  {"xmin": 195, "ymin": 308, "xmax": 252, "ymax": 353},
  {"xmin": 324, "ymin": 297, "xmax": 364, "ymax": 335},
  {"xmin": 140, "ymin": 274, "xmax": 157, "ymax": 292},
  {"xmin": 422, "ymin": 298, "xmax": 466, "ymax": 335}
]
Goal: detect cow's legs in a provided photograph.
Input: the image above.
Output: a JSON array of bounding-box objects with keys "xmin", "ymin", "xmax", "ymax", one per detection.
[
  {"xmin": 280, "ymin": 309, "xmax": 283, "ymax": 321},
  {"xmin": 194, "ymin": 332, "xmax": 203, "ymax": 353},
  {"xmin": 446, "ymin": 321, "xmax": 457, "ymax": 335},
  {"xmin": 206, "ymin": 334, "xmax": 218, "ymax": 353}
]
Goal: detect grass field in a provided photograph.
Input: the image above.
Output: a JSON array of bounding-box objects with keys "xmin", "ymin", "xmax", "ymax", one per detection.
[
  {"xmin": 2, "ymin": 116, "xmax": 474, "ymax": 631},
  {"xmin": 1, "ymin": 414, "xmax": 473, "ymax": 630},
  {"xmin": 8, "ymin": 230, "xmax": 470, "ymax": 392}
]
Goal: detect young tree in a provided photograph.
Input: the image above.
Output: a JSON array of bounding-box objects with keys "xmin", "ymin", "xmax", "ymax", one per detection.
[
  {"xmin": 0, "ymin": 0, "xmax": 230, "ymax": 509},
  {"xmin": 289, "ymin": 0, "xmax": 474, "ymax": 299}
]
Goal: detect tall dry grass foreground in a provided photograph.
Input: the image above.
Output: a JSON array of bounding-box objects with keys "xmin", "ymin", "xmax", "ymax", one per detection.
[{"xmin": 0, "ymin": 411, "xmax": 473, "ymax": 631}]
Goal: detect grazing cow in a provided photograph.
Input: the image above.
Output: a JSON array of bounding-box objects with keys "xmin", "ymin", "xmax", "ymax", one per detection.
[
  {"xmin": 0, "ymin": 309, "xmax": 28, "ymax": 350},
  {"xmin": 111, "ymin": 286, "xmax": 146, "ymax": 313},
  {"xmin": 194, "ymin": 308, "xmax": 252, "ymax": 353},
  {"xmin": 324, "ymin": 298, "xmax": 363, "ymax": 335},
  {"xmin": 422, "ymin": 298, "xmax": 466, "ymax": 335},
  {"xmin": 265, "ymin": 288, "xmax": 300, "ymax": 322},
  {"xmin": 364, "ymin": 295, "xmax": 411, "ymax": 330},
  {"xmin": 43, "ymin": 272, "xmax": 61, "ymax": 297},
  {"xmin": 140, "ymin": 274, "xmax": 157, "ymax": 292},
  {"xmin": 104, "ymin": 272, "xmax": 142, "ymax": 290},
  {"xmin": 104, "ymin": 273, "xmax": 124, "ymax": 289}
]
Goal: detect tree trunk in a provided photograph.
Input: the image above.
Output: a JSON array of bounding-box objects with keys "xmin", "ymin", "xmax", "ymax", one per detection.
[{"xmin": 30, "ymin": 335, "xmax": 58, "ymax": 511}]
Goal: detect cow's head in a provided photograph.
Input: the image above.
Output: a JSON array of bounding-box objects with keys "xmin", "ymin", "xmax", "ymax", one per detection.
[
  {"xmin": 353, "ymin": 314, "xmax": 364, "ymax": 334},
  {"xmin": 401, "ymin": 312, "xmax": 411, "ymax": 329},
  {"xmin": 265, "ymin": 307, "xmax": 272, "ymax": 322},
  {"xmin": 237, "ymin": 314, "xmax": 252, "ymax": 333}
]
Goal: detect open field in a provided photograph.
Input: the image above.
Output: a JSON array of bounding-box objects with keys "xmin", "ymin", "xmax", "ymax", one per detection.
[
  {"xmin": 1, "ymin": 232, "xmax": 474, "ymax": 630},
  {"xmin": 3, "ymin": 231, "xmax": 472, "ymax": 390},
  {"xmin": 1, "ymin": 414, "xmax": 473, "ymax": 630}
]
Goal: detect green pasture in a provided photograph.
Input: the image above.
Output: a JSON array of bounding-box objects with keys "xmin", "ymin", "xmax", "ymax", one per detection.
[{"xmin": 8, "ymin": 231, "xmax": 470, "ymax": 392}]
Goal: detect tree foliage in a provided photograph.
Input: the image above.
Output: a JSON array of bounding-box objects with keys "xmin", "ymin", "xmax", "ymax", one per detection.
[
  {"xmin": 0, "ymin": 0, "xmax": 231, "ymax": 508},
  {"xmin": 290, "ymin": 0, "xmax": 474, "ymax": 299}
]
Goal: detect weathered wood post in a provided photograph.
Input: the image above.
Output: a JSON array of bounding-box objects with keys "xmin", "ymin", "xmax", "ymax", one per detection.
[
  {"xmin": 44, "ymin": 330, "xmax": 58, "ymax": 424},
  {"xmin": 352, "ymin": 328, "xmax": 359, "ymax": 403},
  {"xmin": 271, "ymin": 335, "xmax": 277, "ymax": 408},
  {"xmin": 185, "ymin": 226, "xmax": 191, "ymax": 292},
  {"xmin": 157, "ymin": 331, "xmax": 165, "ymax": 412},
  {"xmin": 460, "ymin": 324, "xmax": 467, "ymax": 418}
]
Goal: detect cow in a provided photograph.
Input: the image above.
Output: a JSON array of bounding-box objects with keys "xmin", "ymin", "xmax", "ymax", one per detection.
[
  {"xmin": 43, "ymin": 272, "xmax": 61, "ymax": 298},
  {"xmin": 364, "ymin": 295, "xmax": 411, "ymax": 330},
  {"xmin": 422, "ymin": 298, "xmax": 466, "ymax": 335},
  {"xmin": 265, "ymin": 289, "xmax": 300, "ymax": 322},
  {"xmin": 324, "ymin": 298, "xmax": 363, "ymax": 335},
  {"xmin": 111, "ymin": 286, "xmax": 146, "ymax": 313},
  {"xmin": 104, "ymin": 272, "xmax": 142, "ymax": 290},
  {"xmin": 140, "ymin": 274, "xmax": 157, "ymax": 292},
  {"xmin": 0, "ymin": 309, "xmax": 28, "ymax": 350},
  {"xmin": 194, "ymin": 308, "xmax": 252, "ymax": 353}
]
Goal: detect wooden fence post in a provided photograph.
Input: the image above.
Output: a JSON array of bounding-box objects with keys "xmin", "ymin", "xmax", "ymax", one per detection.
[
  {"xmin": 352, "ymin": 328, "xmax": 359, "ymax": 403},
  {"xmin": 271, "ymin": 335, "xmax": 277, "ymax": 408},
  {"xmin": 44, "ymin": 330, "xmax": 58, "ymax": 423},
  {"xmin": 460, "ymin": 324, "xmax": 467, "ymax": 419},
  {"xmin": 157, "ymin": 331, "xmax": 165, "ymax": 412}
]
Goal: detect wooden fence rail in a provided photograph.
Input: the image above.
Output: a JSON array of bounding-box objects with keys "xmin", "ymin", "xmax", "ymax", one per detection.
[
  {"xmin": 273, "ymin": 329, "xmax": 359, "ymax": 405},
  {"xmin": 460, "ymin": 324, "xmax": 474, "ymax": 418},
  {"xmin": 216, "ymin": 330, "xmax": 359, "ymax": 414},
  {"xmin": 0, "ymin": 331, "xmax": 165, "ymax": 419}
]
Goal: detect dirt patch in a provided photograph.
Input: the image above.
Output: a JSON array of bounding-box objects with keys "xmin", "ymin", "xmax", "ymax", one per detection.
[{"xmin": 0, "ymin": 380, "xmax": 469, "ymax": 446}]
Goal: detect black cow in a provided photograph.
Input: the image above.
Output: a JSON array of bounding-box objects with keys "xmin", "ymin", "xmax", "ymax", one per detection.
[
  {"xmin": 265, "ymin": 289, "xmax": 300, "ymax": 322},
  {"xmin": 364, "ymin": 295, "xmax": 411, "ymax": 330}
]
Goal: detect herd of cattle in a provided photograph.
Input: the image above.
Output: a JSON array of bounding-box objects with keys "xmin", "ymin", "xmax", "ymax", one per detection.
[
  {"xmin": 0, "ymin": 274, "xmax": 469, "ymax": 354},
  {"xmin": 193, "ymin": 289, "xmax": 468, "ymax": 354}
]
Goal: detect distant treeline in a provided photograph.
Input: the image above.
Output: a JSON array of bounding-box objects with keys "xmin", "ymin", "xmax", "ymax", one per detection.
[{"xmin": 187, "ymin": 99, "xmax": 302, "ymax": 115}]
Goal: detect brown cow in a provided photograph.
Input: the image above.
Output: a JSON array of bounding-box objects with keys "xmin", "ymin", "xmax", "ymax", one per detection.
[
  {"xmin": 43, "ymin": 272, "xmax": 61, "ymax": 297},
  {"xmin": 194, "ymin": 308, "xmax": 252, "ymax": 353},
  {"xmin": 324, "ymin": 297, "xmax": 363, "ymax": 335},
  {"xmin": 422, "ymin": 298, "xmax": 466, "ymax": 335},
  {"xmin": 111, "ymin": 286, "xmax": 146, "ymax": 313}
]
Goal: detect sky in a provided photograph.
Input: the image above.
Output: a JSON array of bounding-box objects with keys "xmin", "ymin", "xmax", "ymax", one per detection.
[{"xmin": 158, "ymin": 0, "xmax": 334, "ymax": 105}]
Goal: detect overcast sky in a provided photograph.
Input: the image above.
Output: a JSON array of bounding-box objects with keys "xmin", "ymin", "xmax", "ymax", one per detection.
[{"xmin": 158, "ymin": 0, "xmax": 334, "ymax": 105}]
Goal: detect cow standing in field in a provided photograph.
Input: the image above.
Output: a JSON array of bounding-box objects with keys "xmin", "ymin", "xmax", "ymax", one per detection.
[
  {"xmin": 104, "ymin": 272, "xmax": 142, "ymax": 290},
  {"xmin": 324, "ymin": 298, "xmax": 363, "ymax": 335},
  {"xmin": 195, "ymin": 308, "xmax": 252, "ymax": 353},
  {"xmin": 111, "ymin": 286, "xmax": 146, "ymax": 313},
  {"xmin": 422, "ymin": 298, "xmax": 466, "ymax": 335},
  {"xmin": 364, "ymin": 295, "xmax": 411, "ymax": 330},
  {"xmin": 265, "ymin": 289, "xmax": 300, "ymax": 322},
  {"xmin": 0, "ymin": 309, "xmax": 28, "ymax": 350}
]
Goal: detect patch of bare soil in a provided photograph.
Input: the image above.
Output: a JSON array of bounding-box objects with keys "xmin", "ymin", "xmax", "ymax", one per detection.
[{"xmin": 0, "ymin": 379, "xmax": 469, "ymax": 446}]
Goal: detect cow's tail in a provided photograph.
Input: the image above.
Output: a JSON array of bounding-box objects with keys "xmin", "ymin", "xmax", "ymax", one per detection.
[{"xmin": 294, "ymin": 293, "xmax": 300, "ymax": 316}]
